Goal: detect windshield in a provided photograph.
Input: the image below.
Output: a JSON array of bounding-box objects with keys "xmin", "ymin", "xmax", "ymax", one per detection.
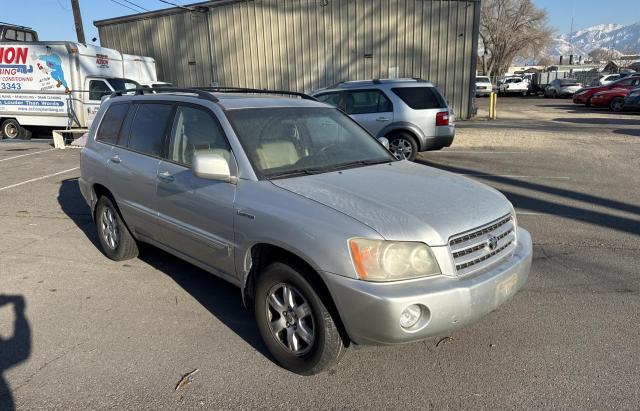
[
  {"xmin": 476, "ymin": 77, "xmax": 490, "ymax": 82},
  {"xmin": 107, "ymin": 78, "xmax": 139, "ymax": 91},
  {"xmin": 560, "ymin": 79, "xmax": 578, "ymax": 85},
  {"xmin": 226, "ymin": 107, "xmax": 395, "ymax": 179}
]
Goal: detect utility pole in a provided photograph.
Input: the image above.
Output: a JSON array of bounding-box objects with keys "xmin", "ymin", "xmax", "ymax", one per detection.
[{"xmin": 71, "ymin": 0, "xmax": 86, "ymax": 43}]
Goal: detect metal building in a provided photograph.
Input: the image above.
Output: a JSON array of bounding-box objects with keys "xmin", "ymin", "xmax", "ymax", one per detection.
[{"xmin": 95, "ymin": 0, "xmax": 480, "ymax": 119}]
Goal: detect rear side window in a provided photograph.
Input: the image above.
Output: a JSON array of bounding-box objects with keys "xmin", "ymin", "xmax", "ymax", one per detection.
[
  {"xmin": 96, "ymin": 103, "xmax": 129, "ymax": 145},
  {"xmin": 392, "ymin": 87, "xmax": 446, "ymax": 110},
  {"xmin": 127, "ymin": 103, "xmax": 173, "ymax": 157}
]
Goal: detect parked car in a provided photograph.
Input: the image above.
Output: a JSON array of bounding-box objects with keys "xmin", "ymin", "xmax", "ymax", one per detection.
[
  {"xmin": 590, "ymin": 88, "xmax": 630, "ymax": 112},
  {"xmin": 79, "ymin": 87, "xmax": 532, "ymax": 375},
  {"xmin": 498, "ymin": 77, "xmax": 529, "ymax": 96},
  {"xmin": 598, "ymin": 74, "xmax": 622, "ymax": 85},
  {"xmin": 544, "ymin": 78, "xmax": 582, "ymax": 98},
  {"xmin": 623, "ymin": 87, "xmax": 640, "ymax": 111},
  {"xmin": 475, "ymin": 76, "xmax": 493, "ymax": 96},
  {"xmin": 311, "ymin": 79, "xmax": 454, "ymax": 161},
  {"xmin": 573, "ymin": 75, "xmax": 640, "ymax": 106}
]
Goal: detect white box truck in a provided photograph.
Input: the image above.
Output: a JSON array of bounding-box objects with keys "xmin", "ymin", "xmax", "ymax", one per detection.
[{"xmin": 0, "ymin": 41, "xmax": 157, "ymax": 139}]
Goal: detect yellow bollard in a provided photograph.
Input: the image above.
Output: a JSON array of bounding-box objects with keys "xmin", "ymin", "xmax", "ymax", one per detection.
[{"xmin": 489, "ymin": 92, "xmax": 498, "ymax": 120}]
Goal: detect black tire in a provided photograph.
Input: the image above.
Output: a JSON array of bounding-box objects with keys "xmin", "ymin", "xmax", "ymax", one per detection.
[
  {"xmin": 610, "ymin": 97, "xmax": 625, "ymax": 112},
  {"xmin": 1, "ymin": 119, "xmax": 32, "ymax": 140},
  {"xmin": 254, "ymin": 262, "xmax": 346, "ymax": 375},
  {"xmin": 387, "ymin": 132, "xmax": 418, "ymax": 161},
  {"xmin": 95, "ymin": 195, "xmax": 138, "ymax": 261}
]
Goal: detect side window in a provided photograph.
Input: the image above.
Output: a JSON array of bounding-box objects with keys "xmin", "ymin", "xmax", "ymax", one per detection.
[
  {"xmin": 127, "ymin": 103, "xmax": 173, "ymax": 157},
  {"xmin": 316, "ymin": 92, "xmax": 342, "ymax": 107},
  {"xmin": 25, "ymin": 32, "xmax": 34, "ymax": 42},
  {"xmin": 89, "ymin": 80, "xmax": 112, "ymax": 101},
  {"xmin": 4, "ymin": 29, "xmax": 16, "ymax": 40},
  {"xmin": 96, "ymin": 103, "xmax": 129, "ymax": 145},
  {"xmin": 16, "ymin": 30, "xmax": 25, "ymax": 41},
  {"xmin": 391, "ymin": 87, "xmax": 447, "ymax": 110},
  {"xmin": 167, "ymin": 106, "xmax": 230, "ymax": 166},
  {"xmin": 344, "ymin": 90, "xmax": 392, "ymax": 115}
]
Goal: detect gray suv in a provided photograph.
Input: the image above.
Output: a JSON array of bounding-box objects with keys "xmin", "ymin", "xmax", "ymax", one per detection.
[
  {"xmin": 312, "ymin": 79, "xmax": 455, "ymax": 160},
  {"xmin": 79, "ymin": 87, "xmax": 532, "ymax": 375}
]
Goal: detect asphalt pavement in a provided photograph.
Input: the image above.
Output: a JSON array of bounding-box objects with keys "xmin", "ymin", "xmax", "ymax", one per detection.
[{"xmin": 0, "ymin": 97, "xmax": 638, "ymax": 409}]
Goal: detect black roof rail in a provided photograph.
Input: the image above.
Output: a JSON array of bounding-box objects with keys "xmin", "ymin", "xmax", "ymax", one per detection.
[
  {"xmin": 110, "ymin": 87, "xmax": 219, "ymax": 102},
  {"xmin": 193, "ymin": 87, "xmax": 318, "ymax": 101}
]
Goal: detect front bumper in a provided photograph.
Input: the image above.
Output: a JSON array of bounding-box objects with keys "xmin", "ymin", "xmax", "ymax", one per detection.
[
  {"xmin": 624, "ymin": 97, "xmax": 640, "ymax": 111},
  {"xmin": 324, "ymin": 228, "xmax": 533, "ymax": 345},
  {"xmin": 573, "ymin": 94, "xmax": 590, "ymax": 104}
]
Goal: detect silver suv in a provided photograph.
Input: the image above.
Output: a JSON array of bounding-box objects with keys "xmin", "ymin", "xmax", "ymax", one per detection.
[
  {"xmin": 312, "ymin": 79, "xmax": 455, "ymax": 161},
  {"xmin": 79, "ymin": 87, "xmax": 532, "ymax": 375}
]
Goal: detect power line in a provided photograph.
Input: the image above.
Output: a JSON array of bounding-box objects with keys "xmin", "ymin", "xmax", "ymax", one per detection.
[
  {"xmin": 120, "ymin": 0, "xmax": 149, "ymax": 12},
  {"xmin": 109, "ymin": 0, "xmax": 141, "ymax": 13},
  {"xmin": 156, "ymin": 0, "xmax": 192, "ymax": 10}
]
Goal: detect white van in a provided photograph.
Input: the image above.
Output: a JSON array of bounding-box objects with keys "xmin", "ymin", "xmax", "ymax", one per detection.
[{"xmin": 0, "ymin": 41, "xmax": 158, "ymax": 139}]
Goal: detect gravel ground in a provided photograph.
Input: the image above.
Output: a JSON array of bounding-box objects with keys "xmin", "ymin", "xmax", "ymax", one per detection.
[{"xmin": 0, "ymin": 97, "xmax": 639, "ymax": 410}]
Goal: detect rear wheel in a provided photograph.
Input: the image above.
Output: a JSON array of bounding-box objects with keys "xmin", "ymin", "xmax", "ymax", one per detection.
[
  {"xmin": 610, "ymin": 97, "xmax": 625, "ymax": 112},
  {"xmin": 387, "ymin": 132, "xmax": 418, "ymax": 161},
  {"xmin": 95, "ymin": 196, "xmax": 138, "ymax": 261},
  {"xmin": 1, "ymin": 119, "xmax": 32, "ymax": 140},
  {"xmin": 254, "ymin": 262, "xmax": 345, "ymax": 375}
]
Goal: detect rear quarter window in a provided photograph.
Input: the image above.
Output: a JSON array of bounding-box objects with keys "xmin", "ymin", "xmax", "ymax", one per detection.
[
  {"xmin": 391, "ymin": 87, "xmax": 447, "ymax": 110},
  {"xmin": 96, "ymin": 103, "xmax": 129, "ymax": 145}
]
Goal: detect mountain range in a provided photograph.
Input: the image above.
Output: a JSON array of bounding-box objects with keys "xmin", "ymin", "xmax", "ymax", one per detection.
[{"xmin": 550, "ymin": 21, "xmax": 640, "ymax": 58}]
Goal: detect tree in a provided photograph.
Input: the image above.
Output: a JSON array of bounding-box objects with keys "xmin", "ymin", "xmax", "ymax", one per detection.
[
  {"xmin": 479, "ymin": 0, "xmax": 553, "ymax": 76},
  {"xmin": 589, "ymin": 48, "xmax": 618, "ymax": 62}
]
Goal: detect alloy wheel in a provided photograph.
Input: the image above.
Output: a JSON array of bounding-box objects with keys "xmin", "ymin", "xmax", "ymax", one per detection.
[
  {"xmin": 389, "ymin": 138, "xmax": 413, "ymax": 160},
  {"xmin": 265, "ymin": 283, "xmax": 315, "ymax": 356},
  {"xmin": 100, "ymin": 207, "xmax": 120, "ymax": 250}
]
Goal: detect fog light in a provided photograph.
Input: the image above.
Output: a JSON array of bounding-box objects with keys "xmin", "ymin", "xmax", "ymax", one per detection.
[{"xmin": 400, "ymin": 304, "xmax": 422, "ymax": 329}]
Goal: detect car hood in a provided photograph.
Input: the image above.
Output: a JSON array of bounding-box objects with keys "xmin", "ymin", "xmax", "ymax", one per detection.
[
  {"xmin": 594, "ymin": 88, "xmax": 628, "ymax": 96},
  {"xmin": 270, "ymin": 161, "xmax": 512, "ymax": 246}
]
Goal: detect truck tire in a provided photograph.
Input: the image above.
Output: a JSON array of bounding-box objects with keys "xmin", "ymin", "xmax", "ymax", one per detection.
[
  {"xmin": 1, "ymin": 119, "xmax": 32, "ymax": 140},
  {"xmin": 254, "ymin": 262, "xmax": 346, "ymax": 375}
]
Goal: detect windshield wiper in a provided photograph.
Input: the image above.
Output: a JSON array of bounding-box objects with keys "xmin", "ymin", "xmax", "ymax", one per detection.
[
  {"xmin": 323, "ymin": 159, "xmax": 392, "ymax": 171},
  {"xmin": 266, "ymin": 167, "xmax": 326, "ymax": 180}
]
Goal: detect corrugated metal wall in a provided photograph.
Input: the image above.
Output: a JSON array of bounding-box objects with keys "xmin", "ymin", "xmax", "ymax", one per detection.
[{"xmin": 96, "ymin": 0, "xmax": 479, "ymax": 118}]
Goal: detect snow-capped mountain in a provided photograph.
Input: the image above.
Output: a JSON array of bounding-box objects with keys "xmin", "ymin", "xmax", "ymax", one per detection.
[{"xmin": 550, "ymin": 21, "xmax": 640, "ymax": 57}]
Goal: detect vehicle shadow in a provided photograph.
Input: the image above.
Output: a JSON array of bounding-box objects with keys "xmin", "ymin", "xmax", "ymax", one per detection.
[
  {"xmin": 56, "ymin": 178, "xmax": 270, "ymax": 359},
  {"xmin": 614, "ymin": 128, "xmax": 640, "ymax": 137},
  {"xmin": 416, "ymin": 161, "xmax": 640, "ymax": 237},
  {"xmin": 553, "ymin": 117, "xmax": 640, "ymax": 126},
  {"xmin": 0, "ymin": 295, "xmax": 31, "ymax": 411}
]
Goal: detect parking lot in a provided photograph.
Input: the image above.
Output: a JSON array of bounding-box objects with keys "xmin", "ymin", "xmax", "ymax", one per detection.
[{"xmin": 1, "ymin": 97, "xmax": 639, "ymax": 409}]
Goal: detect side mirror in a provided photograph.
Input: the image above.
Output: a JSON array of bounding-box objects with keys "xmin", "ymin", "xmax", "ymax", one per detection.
[
  {"xmin": 192, "ymin": 152, "xmax": 235, "ymax": 183},
  {"xmin": 378, "ymin": 137, "xmax": 390, "ymax": 149}
]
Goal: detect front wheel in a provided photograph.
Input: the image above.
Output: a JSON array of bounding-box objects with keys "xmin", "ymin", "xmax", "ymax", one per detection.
[
  {"xmin": 254, "ymin": 262, "xmax": 345, "ymax": 375},
  {"xmin": 1, "ymin": 119, "xmax": 32, "ymax": 140},
  {"xmin": 387, "ymin": 133, "xmax": 418, "ymax": 161},
  {"xmin": 610, "ymin": 97, "xmax": 625, "ymax": 112}
]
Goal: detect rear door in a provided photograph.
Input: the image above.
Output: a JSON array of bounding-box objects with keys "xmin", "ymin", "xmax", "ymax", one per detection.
[
  {"xmin": 106, "ymin": 102, "xmax": 174, "ymax": 241},
  {"xmin": 155, "ymin": 104, "xmax": 237, "ymax": 278},
  {"xmin": 342, "ymin": 89, "xmax": 394, "ymax": 136}
]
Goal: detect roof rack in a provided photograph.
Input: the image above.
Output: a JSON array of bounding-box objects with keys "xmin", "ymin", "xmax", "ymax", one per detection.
[
  {"xmin": 193, "ymin": 87, "xmax": 318, "ymax": 101},
  {"xmin": 0, "ymin": 22, "xmax": 34, "ymax": 30},
  {"xmin": 110, "ymin": 87, "xmax": 219, "ymax": 102}
]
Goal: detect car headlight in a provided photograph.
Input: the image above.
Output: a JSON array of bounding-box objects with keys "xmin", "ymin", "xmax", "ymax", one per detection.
[{"xmin": 348, "ymin": 238, "xmax": 441, "ymax": 281}]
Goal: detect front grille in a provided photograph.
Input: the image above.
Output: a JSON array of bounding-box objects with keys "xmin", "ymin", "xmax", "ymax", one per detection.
[{"xmin": 449, "ymin": 214, "xmax": 516, "ymax": 276}]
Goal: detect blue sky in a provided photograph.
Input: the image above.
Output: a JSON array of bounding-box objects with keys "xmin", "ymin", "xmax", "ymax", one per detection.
[{"xmin": 2, "ymin": 0, "xmax": 640, "ymax": 43}]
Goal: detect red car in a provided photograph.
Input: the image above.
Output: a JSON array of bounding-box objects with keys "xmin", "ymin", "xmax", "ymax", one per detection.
[
  {"xmin": 590, "ymin": 88, "xmax": 629, "ymax": 111},
  {"xmin": 573, "ymin": 75, "xmax": 640, "ymax": 106}
]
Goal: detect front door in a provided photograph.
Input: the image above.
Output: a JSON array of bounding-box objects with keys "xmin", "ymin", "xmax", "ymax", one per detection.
[
  {"xmin": 106, "ymin": 102, "xmax": 174, "ymax": 241},
  {"xmin": 155, "ymin": 104, "xmax": 237, "ymax": 278},
  {"xmin": 84, "ymin": 78, "xmax": 114, "ymax": 127},
  {"xmin": 343, "ymin": 89, "xmax": 394, "ymax": 136}
]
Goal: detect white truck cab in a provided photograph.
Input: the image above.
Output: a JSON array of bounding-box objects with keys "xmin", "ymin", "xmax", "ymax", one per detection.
[{"xmin": 0, "ymin": 41, "xmax": 158, "ymax": 139}]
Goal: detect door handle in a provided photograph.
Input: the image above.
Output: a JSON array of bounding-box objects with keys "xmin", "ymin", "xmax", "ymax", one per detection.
[
  {"xmin": 376, "ymin": 117, "xmax": 390, "ymax": 122},
  {"xmin": 109, "ymin": 155, "xmax": 121, "ymax": 164},
  {"xmin": 157, "ymin": 170, "xmax": 174, "ymax": 182}
]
